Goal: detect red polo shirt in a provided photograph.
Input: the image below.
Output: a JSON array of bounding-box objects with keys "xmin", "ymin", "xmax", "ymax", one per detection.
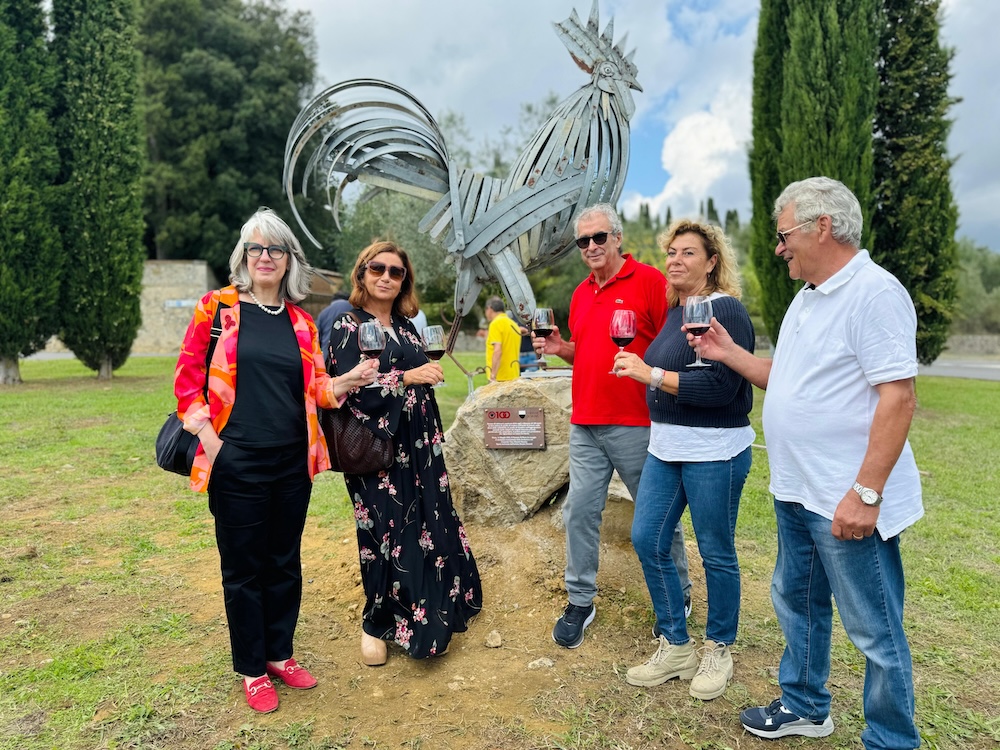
[{"xmin": 568, "ymin": 254, "xmax": 667, "ymax": 426}]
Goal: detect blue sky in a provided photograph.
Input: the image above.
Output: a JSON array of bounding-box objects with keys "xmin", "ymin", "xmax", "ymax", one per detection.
[{"xmin": 288, "ymin": 0, "xmax": 996, "ymax": 250}]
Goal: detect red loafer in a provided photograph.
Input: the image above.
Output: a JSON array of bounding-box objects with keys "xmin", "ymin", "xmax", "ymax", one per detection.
[
  {"xmin": 244, "ymin": 676, "xmax": 278, "ymax": 713},
  {"xmin": 265, "ymin": 658, "xmax": 318, "ymax": 689}
]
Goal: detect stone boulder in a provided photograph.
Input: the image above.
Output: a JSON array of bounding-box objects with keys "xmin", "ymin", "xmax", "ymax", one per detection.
[{"xmin": 443, "ymin": 375, "xmax": 572, "ymax": 525}]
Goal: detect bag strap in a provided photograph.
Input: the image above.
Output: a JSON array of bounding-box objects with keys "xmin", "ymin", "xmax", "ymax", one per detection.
[{"xmin": 202, "ymin": 297, "xmax": 229, "ymax": 402}]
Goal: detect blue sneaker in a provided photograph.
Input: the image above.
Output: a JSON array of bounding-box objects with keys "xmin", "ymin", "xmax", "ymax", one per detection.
[
  {"xmin": 552, "ymin": 603, "xmax": 595, "ymax": 648},
  {"xmin": 740, "ymin": 699, "xmax": 834, "ymax": 739}
]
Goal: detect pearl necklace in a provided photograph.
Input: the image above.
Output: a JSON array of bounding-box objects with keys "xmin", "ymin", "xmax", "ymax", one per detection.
[{"xmin": 247, "ymin": 289, "xmax": 285, "ymax": 316}]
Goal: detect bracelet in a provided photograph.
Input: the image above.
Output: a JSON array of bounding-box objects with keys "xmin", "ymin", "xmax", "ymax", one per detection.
[{"xmin": 649, "ymin": 366, "xmax": 665, "ymax": 391}]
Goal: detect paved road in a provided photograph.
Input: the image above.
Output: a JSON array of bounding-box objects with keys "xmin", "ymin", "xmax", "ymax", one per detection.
[{"xmin": 918, "ymin": 359, "xmax": 1000, "ymax": 381}]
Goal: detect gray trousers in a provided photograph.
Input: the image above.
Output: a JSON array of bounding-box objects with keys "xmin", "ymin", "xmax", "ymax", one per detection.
[{"xmin": 564, "ymin": 424, "xmax": 691, "ymax": 606}]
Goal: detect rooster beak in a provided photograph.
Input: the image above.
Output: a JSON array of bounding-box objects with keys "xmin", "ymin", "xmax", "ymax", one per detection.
[{"xmin": 630, "ymin": 79, "xmax": 643, "ymax": 93}]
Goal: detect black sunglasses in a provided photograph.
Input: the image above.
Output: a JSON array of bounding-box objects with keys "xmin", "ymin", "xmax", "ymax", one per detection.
[
  {"xmin": 244, "ymin": 242, "xmax": 287, "ymax": 259},
  {"xmin": 775, "ymin": 220, "xmax": 815, "ymax": 246},
  {"xmin": 575, "ymin": 232, "xmax": 610, "ymax": 249},
  {"xmin": 365, "ymin": 260, "xmax": 407, "ymax": 281}
]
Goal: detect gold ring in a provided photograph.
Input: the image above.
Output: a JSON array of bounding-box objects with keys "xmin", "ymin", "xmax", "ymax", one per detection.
[{"xmin": 852, "ymin": 533, "xmax": 863, "ymax": 540}]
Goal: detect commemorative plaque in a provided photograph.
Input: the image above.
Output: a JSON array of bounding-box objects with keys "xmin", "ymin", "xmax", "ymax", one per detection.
[{"xmin": 484, "ymin": 407, "xmax": 545, "ymax": 450}]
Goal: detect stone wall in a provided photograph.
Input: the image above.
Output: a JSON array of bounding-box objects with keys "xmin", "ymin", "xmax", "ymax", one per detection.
[{"xmin": 134, "ymin": 260, "xmax": 220, "ymax": 355}]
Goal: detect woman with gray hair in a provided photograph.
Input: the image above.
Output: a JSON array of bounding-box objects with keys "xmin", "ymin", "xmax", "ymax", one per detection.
[{"xmin": 174, "ymin": 207, "xmax": 378, "ymax": 714}]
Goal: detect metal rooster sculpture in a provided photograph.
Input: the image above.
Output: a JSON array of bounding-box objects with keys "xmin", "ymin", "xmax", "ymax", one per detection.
[{"xmin": 283, "ymin": 1, "xmax": 640, "ymax": 346}]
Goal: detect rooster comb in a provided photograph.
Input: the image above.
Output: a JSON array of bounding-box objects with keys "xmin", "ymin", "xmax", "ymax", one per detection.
[{"xmin": 553, "ymin": 0, "xmax": 639, "ymax": 80}]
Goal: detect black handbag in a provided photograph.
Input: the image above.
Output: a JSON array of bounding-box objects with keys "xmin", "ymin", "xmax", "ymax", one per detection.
[
  {"xmin": 319, "ymin": 310, "xmax": 393, "ymax": 475},
  {"xmin": 319, "ymin": 406, "xmax": 394, "ymax": 475},
  {"xmin": 155, "ymin": 302, "xmax": 226, "ymax": 475}
]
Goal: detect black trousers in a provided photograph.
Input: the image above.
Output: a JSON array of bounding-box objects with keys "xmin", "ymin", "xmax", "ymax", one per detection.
[{"xmin": 208, "ymin": 441, "xmax": 311, "ymax": 676}]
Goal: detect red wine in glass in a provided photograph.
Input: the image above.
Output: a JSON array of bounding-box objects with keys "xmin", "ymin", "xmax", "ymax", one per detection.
[
  {"xmin": 609, "ymin": 309, "xmax": 637, "ymax": 374},
  {"xmin": 532, "ymin": 308, "xmax": 555, "ymax": 367},
  {"xmin": 421, "ymin": 325, "xmax": 447, "ymax": 386},
  {"xmin": 683, "ymin": 296, "xmax": 713, "ymax": 368},
  {"xmin": 358, "ymin": 320, "xmax": 387, "ymax": 386},
  {"xmin": 611, "ymin": 335, "xmax": 635, "ymax": 348}
]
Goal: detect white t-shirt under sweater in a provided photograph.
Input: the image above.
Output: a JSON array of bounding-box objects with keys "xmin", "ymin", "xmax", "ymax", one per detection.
[{"xmin": 763, "ymin": 250, "xmax": 923, "ymax": 539}]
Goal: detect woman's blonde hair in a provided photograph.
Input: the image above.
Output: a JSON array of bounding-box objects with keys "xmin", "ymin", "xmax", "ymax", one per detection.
[
  {"xmin": 348, "ymin": 240, "xmax": 420, "ymax": 318},
  {"xmin": 658, "ymin": 219, "xmax": 742, "ymax": 307}
]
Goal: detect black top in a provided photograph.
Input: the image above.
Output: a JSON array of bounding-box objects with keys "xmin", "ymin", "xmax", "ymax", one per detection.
[
  {"xmin": 221, "ymin": 302, "xmax": 306, "ymax": 447},
  {"xmin": 645, "ymin": 295, "xmax": 755, "ymax": 429}
]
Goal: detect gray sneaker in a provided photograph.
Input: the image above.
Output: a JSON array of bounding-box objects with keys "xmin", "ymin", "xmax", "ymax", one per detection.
[
  {"xmin": 625, "ymin": 636, "xmax": 698, "ymax": 687},
  {"xmin": 740, "ymin": 699, "xmax": 835, "ymax": 739},
  {"xmin": 689, "ymin": 639, "xmax": 733, "ymax": 700}
]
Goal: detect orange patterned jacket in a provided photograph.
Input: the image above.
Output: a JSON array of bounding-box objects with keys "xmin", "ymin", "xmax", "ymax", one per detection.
[{"xmin": 174, "ymin": 286, "xmax": 340, "ymax": 493}]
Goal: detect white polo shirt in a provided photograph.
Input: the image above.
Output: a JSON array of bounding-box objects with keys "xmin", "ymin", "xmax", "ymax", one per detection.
[{"xmin": 763, "ymin": 250, "xmax": 923, "ymax": 539}]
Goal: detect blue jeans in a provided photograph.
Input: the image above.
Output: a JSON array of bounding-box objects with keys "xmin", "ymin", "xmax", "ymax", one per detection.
[
  {"xmin": 519, "ymin": 352, "xmax": 538, "ymax": 372},
  {"xmin": 772, "ymin": 500, "xmax": 920, "ymax": 750},
  {"xmin": 564, "ymin": 424, "xmax": 690, "ymax": 606},
  {"xmin": 632, "ymin": 447, "xmax": 751, "ymax": 645}
]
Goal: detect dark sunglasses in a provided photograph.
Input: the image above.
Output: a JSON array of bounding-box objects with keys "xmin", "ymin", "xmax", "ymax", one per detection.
[
  {"xmin": 575, "ymin": 232, "xmax": 610, "ymax": 249},
  {"xmin": 244, "ymin": 242, "xmax": 287, "ymax": 259},
  {"xmin": 365, "ymin": 260, "xmax": 407, "ymax": 281},
  {"xmin": 775, "ymin": 220, "xmax": 814, "ymax": 246}
]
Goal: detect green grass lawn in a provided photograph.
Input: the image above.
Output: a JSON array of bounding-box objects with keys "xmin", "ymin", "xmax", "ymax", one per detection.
[{"xmin": 0, "ymin": 357, "xmax": 998, "ymax": 749}]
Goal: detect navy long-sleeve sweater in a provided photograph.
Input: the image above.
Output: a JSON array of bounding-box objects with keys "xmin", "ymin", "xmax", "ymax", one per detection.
[{"xmin": 644, "ymin": 295, "xmax": 755, "ymax": 428}]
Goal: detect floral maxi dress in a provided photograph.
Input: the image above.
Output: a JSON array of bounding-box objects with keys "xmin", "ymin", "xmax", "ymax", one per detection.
[{"xmin": 329, "ymin": 309, "xmax": 483, "ymax": 657}]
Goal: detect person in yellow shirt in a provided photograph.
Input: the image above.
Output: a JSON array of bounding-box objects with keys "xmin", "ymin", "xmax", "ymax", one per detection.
[{"xmin": 484, "ymin": 296, "xmax": 522, "ymax": 382}]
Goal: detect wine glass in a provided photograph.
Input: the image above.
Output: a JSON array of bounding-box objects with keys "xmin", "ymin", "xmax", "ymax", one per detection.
[
  {"xmin": 532, "ymin": 308, "xmax": 555, "ymax": 368},
  {"xmin": 683, "ymin": 295, "xmax": 713, "ymax": 369},
  {"xmin": 358, "ymin": 320, "xmax": 387, "ymax": 387},
  {"xmin": 421, "ymin": 325, "xmax": 446, "ymax": 388},
  {"xmin": 609, "ymin": 309, "xmax": 636, "ymax": 374}
]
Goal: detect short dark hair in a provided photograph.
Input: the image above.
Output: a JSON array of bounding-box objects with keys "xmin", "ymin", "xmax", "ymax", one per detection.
[{"xmin": 485, "ymin": 296, "xmax": 505, "ymax": 313}]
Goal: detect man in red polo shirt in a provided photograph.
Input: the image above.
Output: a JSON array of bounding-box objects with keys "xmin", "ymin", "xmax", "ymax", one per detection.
[{"xmin": 534, "ymin": 203, "xmax": 691, "ymax": 648}]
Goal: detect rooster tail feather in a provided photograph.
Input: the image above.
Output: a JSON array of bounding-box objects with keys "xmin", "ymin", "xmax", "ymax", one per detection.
[{"xmin": 489, "ymin": 249, "xmax": 537, "ymax": 324}]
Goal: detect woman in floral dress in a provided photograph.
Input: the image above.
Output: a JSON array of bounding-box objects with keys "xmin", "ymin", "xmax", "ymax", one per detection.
[{"xmin": 328, "ymin": 240, "xmax": 482, "ymax": 665}]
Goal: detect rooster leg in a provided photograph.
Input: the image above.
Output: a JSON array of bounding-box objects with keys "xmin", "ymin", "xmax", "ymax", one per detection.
[
  {"xmin": 488, "ymin": 248, "xmax": 537, "ymax": 324},
  {"xmin": 445, "ymin": 316, "xmax": 463, "ymax": 355}
]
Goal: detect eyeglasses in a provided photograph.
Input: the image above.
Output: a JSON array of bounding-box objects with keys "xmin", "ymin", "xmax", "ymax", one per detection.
[
  {"xmin": 365, "ymin": 261, "xmax": 407, "ymax": 281},
  {"xmin": 244, "ymin": 242, "xmax": 288, "ymax": 259},
  {"xmin": 776, "ymin": 220, "xmax": 815, "ymax": 246},
  {"xmin": 575, "ymin": 231, "xmax": 611, "ymax": 249}
]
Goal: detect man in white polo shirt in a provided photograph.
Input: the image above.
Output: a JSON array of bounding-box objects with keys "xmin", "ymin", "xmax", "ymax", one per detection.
[{"xmin": 694, "ymin": 177, "xmax": 922, "ymax": 749}]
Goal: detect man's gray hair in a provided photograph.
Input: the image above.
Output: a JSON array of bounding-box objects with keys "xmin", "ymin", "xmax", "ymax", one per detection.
[
  {"xmin": 574, "ymin": 203, "xmax": 624, "ymax": 238},
  {"xmin": 773, "ymin": 177, "xmax": 863, "ymax": 248},
  {"xmin": 229, "ymin": 207, "xmax": 314, "ymax": 303},
  {"xmin": 485, "ymin": 296, "xmax": 505, "ymax": 313}
]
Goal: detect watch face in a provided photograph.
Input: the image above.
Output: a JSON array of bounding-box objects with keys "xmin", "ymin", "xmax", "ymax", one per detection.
[{"xmin": 860, "ymin": 488, "xmax": 880, "ymax": 505}]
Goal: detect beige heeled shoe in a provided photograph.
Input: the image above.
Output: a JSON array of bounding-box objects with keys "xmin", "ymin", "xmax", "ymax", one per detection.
[{"xmin": 361, "ymin": 632, "xmax": 387, "ymax": 666}]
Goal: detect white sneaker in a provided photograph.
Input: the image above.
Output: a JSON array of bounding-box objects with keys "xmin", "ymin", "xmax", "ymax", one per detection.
[
  {"xmin": 689, "ymin": 639, "xmax": 733, "ymax": 700},
  {"xmin": 625, "ymin": 636, "xmax": 698, "ymax": 687}
]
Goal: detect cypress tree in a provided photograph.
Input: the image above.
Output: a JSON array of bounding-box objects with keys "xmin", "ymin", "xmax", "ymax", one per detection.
[
  {"xmin": 871, "ymin": 0, "xmax": 958, "ymax": 364},
  {"xmin": 749, "ymin": 0, "xmax": 797, "ymax": 343},
  {"xmin": 782, "ymin": 0, "xmax": 879, "ymax": 236},
  {"xmin": 53, "ymin": 0, "xmax": 145, "ymax": 379},
  {"xmin": 0, "ymin": 0, "xmax": 63, "ymax": 385}
]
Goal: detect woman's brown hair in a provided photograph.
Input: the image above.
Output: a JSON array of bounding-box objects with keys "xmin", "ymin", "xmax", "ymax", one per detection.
[{"xmin": 348, "ymin": 240, "xmax": 420, "ymax": 318}]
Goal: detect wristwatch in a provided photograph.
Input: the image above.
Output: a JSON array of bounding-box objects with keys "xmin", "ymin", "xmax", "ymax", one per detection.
[
  {"xmin": 649, "ymin": 367, "xmax": 665, "ymax": 391},
  {"xmin": 852, "ymin": 482, "xmax": 883, "ymax": 507}
]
